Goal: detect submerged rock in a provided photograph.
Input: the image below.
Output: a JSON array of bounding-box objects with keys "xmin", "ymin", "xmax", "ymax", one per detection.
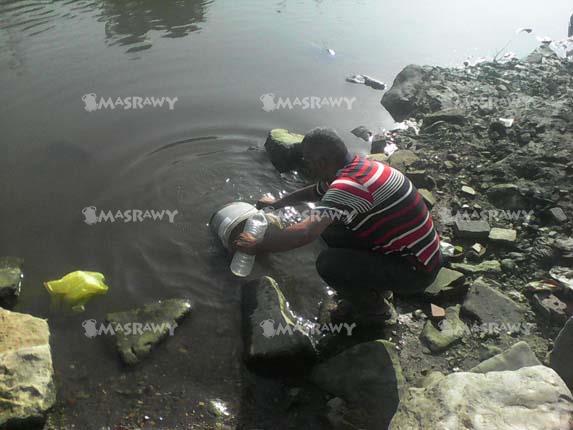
[
  {"xmin": 390, "ymin": 366, "xmax": 573, "ymax": 430},
  {"xmin": 106, "ymin": 298, "xmax": 191, "ymax": 365},
  {"xmin": 470, "ymin": 341, "xmax": 541, "ymax": 373},
  {"xmin": 0, "ymin": 308, "xmax": 55, "ymax": 428},
  {"xmin": 311, "ymin": 340, "xmax": 404, "ymax": 429},
  {"xmin": 242, "ymin": 276, "xmax": 315, "ymax": 368},
  {"xmin": 264, "ymin": 128, "xmax": 304, "ymax": 173},
  {"xmin": 0, "ymin": 257, "xmax": 23, "ymax": 308},
  {"xmin": 550, "ymin": 317, "xmax": 573, "ymax": 391}
]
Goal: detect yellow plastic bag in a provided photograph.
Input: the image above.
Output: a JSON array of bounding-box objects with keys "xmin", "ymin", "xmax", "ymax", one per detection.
[{"xmin": 44, "ymin": 271, "xmax": 109, "ymax": 312}]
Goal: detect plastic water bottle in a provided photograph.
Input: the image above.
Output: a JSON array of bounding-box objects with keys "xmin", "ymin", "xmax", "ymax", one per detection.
[{"xmin": 231, "ymin": 211, "xmax": 268, "ymax": 277}]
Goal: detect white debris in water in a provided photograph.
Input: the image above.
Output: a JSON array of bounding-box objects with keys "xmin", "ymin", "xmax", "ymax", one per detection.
[
  {"xmin": 516, "ymin": 27, "xmax": 533, "ymax": 34},
  {"xmin": 225, "ymin": 178, "xmax": 230, "ymax": 183},
  {"xmin": 307, "ymin": 202, "xmax": 316, "ymax": 209},
  {"xmin": 327, "ymin": 48, "xmax": 336, "ymax": 56}
]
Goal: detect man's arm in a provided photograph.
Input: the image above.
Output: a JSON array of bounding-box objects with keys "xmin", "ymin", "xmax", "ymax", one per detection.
[
  {"xmin": 234, "ymin": 215, "xmax": 333, "ymax": 254},
  {"xmin": 259, "ymin": 184, "xmax": 321, "ymax": 209}
]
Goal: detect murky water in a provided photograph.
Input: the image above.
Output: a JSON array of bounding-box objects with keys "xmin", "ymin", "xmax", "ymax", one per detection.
[{"xmin": 0, "ymin": 0, "xmax": 571, "ymax": 427}]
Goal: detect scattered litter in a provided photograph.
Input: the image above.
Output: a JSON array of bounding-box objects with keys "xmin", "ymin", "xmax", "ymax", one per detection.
[
  {"xmin": 346, "ymin": 74, "xmax": 386, "ymax": 90},
  {"xmin": 44, "ymin": 271, "xmax": 109, "ymax": 312},
  {"xmin": 225, "ymin": 178, "xmax": 230, "ymax": 183},
  {"xmin": 350, "ymin": 126, "xmax": 373, "ymax": 142},
  {"xmin": 550, "ymin": 267, "xmax": 573, "ymax": 291},
  {"xmin": 440, "ymin": 241, "xmax": 455, "ymax": 258},
  {"xmin": 384, "ymin": 142, "xmax": 398, "ymax": 156},
  {"xmin": 498, "ymin": 117, "xmax": 514, "ymax": 127},
  {"xmin": 327, "ymin": 48, "xmax": 336, "ymax": 56},
  {"xmin": 525, "ymin": 280, "xmax": 561, "ymax": 294},
  {"xmin": 392, "ymin": 119, "xmax": 420, "ymax": 135}
]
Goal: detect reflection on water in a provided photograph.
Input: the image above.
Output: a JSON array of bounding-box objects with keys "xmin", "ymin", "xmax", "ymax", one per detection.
[
  {"xmin": 101, "ymin": 0, "xmax": 211, "ymax": 52},
  {"xmin": 0, "ymin": 0, "xmax": 212, "ymax": 56}
]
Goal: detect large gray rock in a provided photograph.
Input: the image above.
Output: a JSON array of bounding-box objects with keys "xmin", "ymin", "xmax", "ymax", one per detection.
[
  {"xmin": 550, "ymin": 317, "xmax": 573, "ymax": 391},
  {"xmin": 381, "ymin": 65, "xmax": 429, "ymax": 122},
  {"xmin": 423, "ymin": 268, "xmax": 465, "ymax": 299},
  {"xmin": 242, "ymin": 276, "xmax": 315, "ymax": 367},
  {"xmin": 311, "ymin": 340, "xmax": 404, "ymax": 429},
  {"xmin": 106, "ymin": 298, "xmax": 191, "ymax": 365},
  {"xmin": 0, "ymin": 257, "xmax": 23, "ymax": 307},
  {"xmin": 390, "ymin": 366, "xmax": 573, "ymax": 430},
  {"xmin": 454, "ymin": 220, "xmax": 491, "ymax": 240},
  {"xmin": 462, "ymin": 278, "xmax": 526, "ymax": 331},
  {"xmin": 263, "ymin": 128, "xmax": 304, "ymax": 173},
  {"xmin": 0, "ymin": 308, "xmax": 55, "ymax": 428},
  {"xmin": 470, "ymin": 341, "xmax": 541, "ymax": 373},
  {"xmin": 488, "ymin": 227, "xmax": 517, "ymax": 245},
  {"xmin": 486, "ymin": 184, "xmax": 530, "ymax": 210}
]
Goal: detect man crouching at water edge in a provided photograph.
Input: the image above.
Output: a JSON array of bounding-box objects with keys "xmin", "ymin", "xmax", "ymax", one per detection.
[{"xmin": 234, "ymin": 127, "xmax": 443, "ymax": 325}]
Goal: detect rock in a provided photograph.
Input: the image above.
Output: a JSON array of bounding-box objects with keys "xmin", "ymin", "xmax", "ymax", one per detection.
[
  {"xmin": 106, "ymin": 298, "xmax": 192, "ymax": 365},
  {"xmin": 381, "ymin": 64, "xmax": 429, "ymax": 122},
  {"xmin": 423, "ymin": 268, "xmax": 465, "ymax": 299},
  {"xmin": 486, "ymin": 184, "xmax": 530, "ymax": 210},
  {"xmin": 449, "ymin": 260, "xmax": 502, "ymax": 274},
  {"xmin": 421, "ymin": 109, "xmax": 467, "ymax": 128},
  {"xmin": 461, "ymin": 185, "xmax": 476, "ymax": 196},
  {"xmin": 242, "ymin": 276, "xmax": 315, "ymax": 367},
  {"xmin": 470, "ymin": 341, "xmax": 541, "ymax": 373},
  {"xmin": 311, "ymin": 340, "xmax": 404, "ymax": 429},
  {"xmin": 324, "ymin": 397, "xmax": 358, "ymax": 430},
  {"xmin": 430, "ymin": 303, "xmax": 445, "ymax": 319},
  {"xmin": 0, "ymin": 308, "xmax": 55, "ymax": 428},
  {"xmin": 366, "ymin": 153, "xmax": 388, "ymax": 164},
  {"xmin": 501, "ymin": 258, "xmax": 517, "ymax": 272},
  {"xmin": 0, "ymin": 257, "xmax": 23, "ymax": 307},
  {"xmin": 454, "ymin": 220, "xmax": 491, "ymax": 240},
  {"xmin": 478, "ymin": 344, "xmax": 503, "ymax": 361},
  {"xmin": 264, "ymin": 128, "xmax": 304, "ymax": 173},
  {"xmin": 550, "ymin": 317, "xmax": 573, "ymax": 391},
  {"xmin": 390, "ymin": 366, "xmax": 573, "ymax": 430},
  {"xmin": 547, "ymin": 207, "xmax": 567, "ymax": 224},
  {"xmin": 462, "ymin": 278, "xmax": 526, "ymax": 330},
  {"xmin": 387, "ymin": 150, "xmax": 420, "ymax": 172},
  {"xmin": 420, "ymin": 305, "xmax": 467, "ymax": 353},
  {"xmin": 350, "ymin": 126, "xmax": 372, "ymax": 142},
  {"xmin": 418, "ymin": 189, "xmax": 436, "ymax": 208},
  {"xmin": 531, "ymin": 292, "xmax": 569, "ymax": 325},
  {"xmin": 406, "ymin": 170, "xmax": 436, "ymax": 190},
  {"xmin": 488, "ymin": 227, "xmax": 517, "ymax": 245}
]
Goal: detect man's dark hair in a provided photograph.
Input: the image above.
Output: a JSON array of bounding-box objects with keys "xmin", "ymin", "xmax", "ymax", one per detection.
[{"xmin": 302, "ymin": 127, "xmax": 348, "ymax": 165}]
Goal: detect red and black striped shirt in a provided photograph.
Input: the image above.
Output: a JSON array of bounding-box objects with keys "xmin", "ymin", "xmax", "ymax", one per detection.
[{"xmin": 315, "ymin": 155, "xmax": 442, "ymax": 273}]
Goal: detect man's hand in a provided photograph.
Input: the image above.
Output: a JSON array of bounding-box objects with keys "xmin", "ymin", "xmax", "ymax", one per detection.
[
  {"xmin": 233, "ymin": 232, "xmax": 258, "ymax": 255},
  {"xmin": 256, "ymin": 195, "xmax": 277, "ymax": 209}
]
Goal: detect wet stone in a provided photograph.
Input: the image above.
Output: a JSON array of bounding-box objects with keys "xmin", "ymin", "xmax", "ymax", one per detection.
[
  {"xmin": 106, "ymin": 298, "xmax": 192, "ymax": 365},
  {"xmin": 0, "ymin": 257, "xmax": 23, "ymax": 308},
  {"xmin": 420, "ymin": 305, "xmax": 467, "ymax": 353},
  {"xmin": 264, "ymin": 128, "xmax": 304, "ymax": 173},
  {"xmin": 450, "ymin": 260, "xmax": 502, "ymax": 274},
  {"xmin": 454, "ymin": 220, "xmax": 491, "ymax": 240},
  {"xmin": 423, "ymin": 268, "xmax": 465, "ymax": 299}
]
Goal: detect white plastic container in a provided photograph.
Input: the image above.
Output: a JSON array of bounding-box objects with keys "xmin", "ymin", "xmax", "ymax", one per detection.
[
  {"xmin": 210, "ymin": 202, "xmax": 258, "ymax": 250},
  {"xmin": 230, "ymin": 211, "xmax": 268, "ymax": 277}
]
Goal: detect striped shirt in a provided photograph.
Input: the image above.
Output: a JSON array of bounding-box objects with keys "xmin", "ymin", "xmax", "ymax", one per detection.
[{"xmin": 315, "ymin": 155, "xmax": 442, "ymax": 273}]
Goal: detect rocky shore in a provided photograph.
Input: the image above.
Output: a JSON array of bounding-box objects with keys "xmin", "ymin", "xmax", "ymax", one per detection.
[{"xmin": 257, "ymin": 42, "xmax": 573, "ymax": 429}]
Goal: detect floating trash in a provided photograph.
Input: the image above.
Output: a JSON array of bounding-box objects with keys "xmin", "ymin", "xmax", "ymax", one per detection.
[
  {"xmin": 44, "ymin": 271, "xmax": 109, "ymax": 312},
  {"xmin": 384, "ymin": 142, "xmax": 398, "ymax": 156},
  {"xmin": 516, "ymin": 27, "xmax": 533, "ymax": 34},
  {"xmin": 326, "ymin": 48, "xmax": 336, "ymax": 56},
  {"xmin": 346, "ymin": 74, "xmax": 386, "ymax": 90}
]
